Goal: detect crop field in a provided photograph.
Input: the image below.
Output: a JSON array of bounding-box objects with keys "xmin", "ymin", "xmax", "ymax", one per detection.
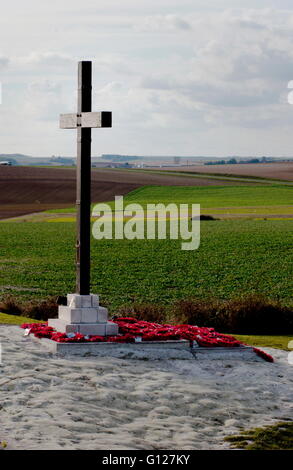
[
  {"xmin": 158, "ymin": 161, "xmax": 293, "ymax": 181},
  {"xmin": 0, "ymin": 218, "xmax": 291, "ymax": 310},
  {"xmin": 0, "ymin": 166, "xmax": 247, "ymax": 220},
  {"xmin": 122, "ymin": 185, "xmax": 293, "ymax": 208},
  {"xmin": 0, "ymin": 183, "xmax": 292, "ymax": 312},
  {"xmin": 44, "ymin": 184, "xmax": 293, "ymax": 220}
]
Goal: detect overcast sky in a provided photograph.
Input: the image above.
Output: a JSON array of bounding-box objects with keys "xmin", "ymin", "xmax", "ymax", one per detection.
[{"xmin": 1, "ymin": 1, "xmax": 293, "ymax": 157}]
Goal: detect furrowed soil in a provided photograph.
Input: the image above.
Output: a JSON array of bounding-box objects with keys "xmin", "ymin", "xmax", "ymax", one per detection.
[
  {"xmin": 158, "ymin": 162, "xmax": 293, "ymax": 181},
  {"xmin": 0, "ymin": 166, "xmax": 255, "ymax": 219}
]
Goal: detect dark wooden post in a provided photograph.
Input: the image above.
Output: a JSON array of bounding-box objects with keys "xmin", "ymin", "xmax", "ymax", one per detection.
[
  {"xmin": 76, "ymin": 61, "xmax": 92, "ymax": 295},
  {"xmin": 60, "ymin": 61, "xmax": 112, "ymax": 295}
]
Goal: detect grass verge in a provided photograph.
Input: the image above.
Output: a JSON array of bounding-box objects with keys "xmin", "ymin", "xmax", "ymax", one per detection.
[
  {"xmin": 232, "ymin": 334, "xmax": 293, "ymax": 351},
  {"xmin": 0, "ymin": 312, "xmax": 43, "ymax": 325}
]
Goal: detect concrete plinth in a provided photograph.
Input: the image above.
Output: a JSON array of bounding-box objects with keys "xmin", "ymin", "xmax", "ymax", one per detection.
[
  {"xmin": 48, "ymin": 293, "xmax": 118, "ymax": 337},
  {"xmin": 191, "ymin": 345, "xmax": 257, "ymax": 360},
  {"xmin": 30, "ymin": 335, "xmax": 258, "ymax": 361},
  {"xmin": 31, "ymin": 336, "xmax": 192, "ymax": 359}
]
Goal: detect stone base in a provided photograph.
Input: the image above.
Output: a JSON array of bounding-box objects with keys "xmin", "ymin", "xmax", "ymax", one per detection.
[
  {"xmin": 57, "ymin": 306, "xmax": 108, "ymax": 324},
  {"xmin": 31, "ymin": 336, "xmax": 192, "ymax": 359},
  {"xmin": 29, "ymin": 335, "xmax": 260, "ymax": 361},
  {"xmin": 47, "ymin": 293, "xmax": 118, "ymax": 337},
  {"xmin": 48, "ymin": 319, "xmax": 118, "ymax": 336},
  {"xmin": 191, "ymin": 345, "xmax": 256, "ymax": 360}
]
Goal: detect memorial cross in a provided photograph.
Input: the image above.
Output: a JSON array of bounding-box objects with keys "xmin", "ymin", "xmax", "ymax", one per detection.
[{"xmin": 60, "ymin": 61, "xmax": 112, "ymax": 295}]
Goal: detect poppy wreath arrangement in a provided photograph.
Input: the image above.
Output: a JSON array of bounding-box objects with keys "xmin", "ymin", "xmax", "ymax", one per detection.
[{"xmin": 20, "ymin": 317, "xmax": 274, "ymax": 362}]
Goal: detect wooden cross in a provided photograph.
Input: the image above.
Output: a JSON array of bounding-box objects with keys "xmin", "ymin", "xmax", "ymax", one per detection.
[{"xmin": 60, "ymin": 61, "xmax": 112, "ymax": 295}]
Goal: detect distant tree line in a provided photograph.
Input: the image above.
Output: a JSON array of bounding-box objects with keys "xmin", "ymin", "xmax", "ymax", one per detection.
[
  {"xmin": 102, "ymin": 155, "xmax": 138, "ymax": 162},
  {"xmin": 50, "ymin": 156, "xmax": 75, "ymax": 165},
  {"xmin": 205, "ymin": 157, "xmax": 269, "ymax": 165},
  {"xmin": 0, "ymin": 157, "xmax": 17, "ymax": 165}
]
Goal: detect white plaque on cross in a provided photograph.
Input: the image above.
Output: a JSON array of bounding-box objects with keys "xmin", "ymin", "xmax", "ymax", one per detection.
[{"xmin": 60, "ymin": 111, "xmax": 112, "ymax": 129}]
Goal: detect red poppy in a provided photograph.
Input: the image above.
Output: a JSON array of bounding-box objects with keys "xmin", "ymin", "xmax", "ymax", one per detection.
[{"xmin": 20, "ymin": 318, "xmax": 274, "ymax": 362}]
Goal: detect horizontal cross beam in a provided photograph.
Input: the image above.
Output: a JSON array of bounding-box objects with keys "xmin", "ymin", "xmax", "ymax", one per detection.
[{"xmin": 60, "ymin": 111, "xmax": 112, "ymax": 129}]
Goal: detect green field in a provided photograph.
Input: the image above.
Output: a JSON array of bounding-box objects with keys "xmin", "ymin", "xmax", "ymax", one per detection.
[
  {"xmin": 122, "ymin": 185, "xmax": 293, "ymax": 208},
  {"xmin": 0, "ymin": 184, "xmax": 292, "ymax": 312},
  {"xmin": 0, "ymin": 218, "xmax": 291, "ymax": 310},
  {"xmin": 44, "ymin": 184, "xmax": 293, "ymax": 219}
]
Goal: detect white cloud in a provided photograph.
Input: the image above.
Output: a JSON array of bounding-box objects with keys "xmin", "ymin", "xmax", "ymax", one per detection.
[
  {"xmin": 136, "ymin": 14, "xmax": 192, "ymax": 32},
  {"xmin": 28, "ymin": 80, "xmax": 61, "ymax": 93},
  {"xmin": 16, "ymin": 52, "xmax": 74, "ymax": 67},
  {"xmin": 0, "ymin": 56, "xmax": 9, "ymax": 69},
  {"xmin": 93, "ymin": 55, "xmax": 134, "ymax": 75},
  {"xmin": 137, "ymin": 8, "xmax": 293, "ymax": 132},
  {"xmin": 2, "ymin": 4, "xmax": 293, "ymax": 156}
]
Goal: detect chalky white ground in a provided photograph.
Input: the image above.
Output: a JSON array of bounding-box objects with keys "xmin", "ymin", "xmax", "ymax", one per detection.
[{"xmin": 0, "ymin": 325, "xmax": 292, "ymax": 450}]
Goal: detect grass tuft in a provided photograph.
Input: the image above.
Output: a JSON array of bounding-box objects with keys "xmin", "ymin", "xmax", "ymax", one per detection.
[{"xmin": 225, "ymin": 421, "xmax": 293, "ymax": 450}]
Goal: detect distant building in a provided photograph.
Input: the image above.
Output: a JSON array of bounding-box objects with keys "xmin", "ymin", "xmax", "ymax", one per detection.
[
  {"xmin": 92, "ymin": 162, "xmax": 135, "ymax": 169},
  {"xmin": 110, "ymin": 162, "xmax": 135, "ymax": 169},
  {"xmin": 92, "ymin": 162, "xmax": 112, "ymax": 168}
]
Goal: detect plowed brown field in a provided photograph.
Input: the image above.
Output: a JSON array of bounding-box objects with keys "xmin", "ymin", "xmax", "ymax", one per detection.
[
  {"xmin": 159, "ymin": 162, "xmax": 293, "ymax": 181},
  {"xmin": 0, "ymin": 166, "xmax": 241, "ymax": 219}
]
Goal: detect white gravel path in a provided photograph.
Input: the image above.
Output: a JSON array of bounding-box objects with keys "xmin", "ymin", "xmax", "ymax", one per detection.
[{"xmin": 0, "ymin": 325, "xmax": 292, "ymax": 450}]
